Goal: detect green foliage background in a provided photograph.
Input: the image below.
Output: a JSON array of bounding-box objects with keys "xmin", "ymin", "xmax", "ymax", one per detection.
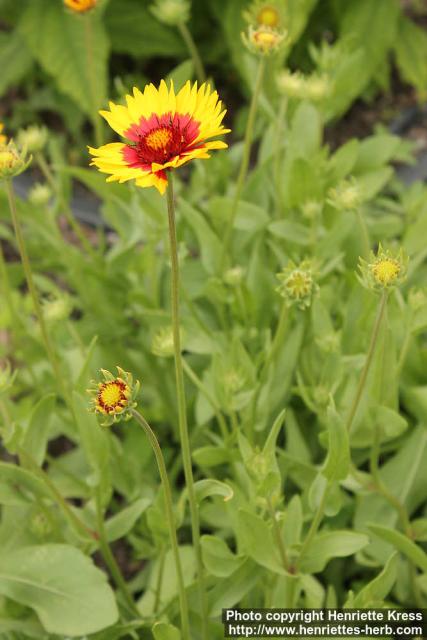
[{"xmin": 0, "ymin": 0, "xmax": 427, "ymax": 639}]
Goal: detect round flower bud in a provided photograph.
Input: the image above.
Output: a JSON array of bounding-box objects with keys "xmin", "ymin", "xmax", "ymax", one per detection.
[
  {"xmin": 88, "ymin": 367, "xmax": 140, "ymax": 426},
  {"xmin": 151, "ymin": 326, "xmax": 177, "ymax": 358},
  {"xmin": 28, "ymin": 183, "xmax": 52, "ymax": 206},
  {"xmin": 304, "ymin": 75, "xmax": 331, "ymax": 102},
  {"xmin": 150, "ymin": 0, "xmax": 190, "ymax": 26},
  {"xmin": 223, "ymin": 265, "xmax": 244, "ymax": 287},
  {"xmin": 276, "ymin": 70, "xmax": 307, "ymax": 99},
  {"xmin": 42, "ymin": 295, "xmax": 72, "ymax": 325},
  {"xmin": 17, "ymin": 126, "xmax": 48, "ymax": 153},
  {"xmin": 64, "ymin": 0, "xmax": 97, "ymax": 13},
  {"xmin": 242, "ymin": 25, "xmax": 287, "ymax": 56},
  {"xmin": 327, "ymin": 178, "xmax": 363, "ymax": 211},
  {"xmin": 243, "ymin": 1, "xmax": 285, "ymax": 29},
  {"xmin": 408, "ymin": 287, "xmax": 427, "ymax": 312},
  {"xmin": 223, "ymin": 368, "xmax": 246, "ymax": 394},
  {"xmin": 276, "ymin": 260, "xmax": 319, "ymax": 310}
]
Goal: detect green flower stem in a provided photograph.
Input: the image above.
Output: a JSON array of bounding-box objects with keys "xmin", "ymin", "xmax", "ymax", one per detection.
[
  {"xmin": 36, "ymin": 153, "xmax": 97, "ymax": 260},
  {"xmin": 84, "ymin": 13, "xmax": 103, "ymax": 147},
  {"xmin": 182, "ymin": 359, "xmax": 229, "ymax": 440},
  {"xmin": 345, "ymin": 290, "xmax": 388, "ymax": 433},
  {"xmin": 130, "ymin": 408, "xmax": 190, "ymax": 639},
  {"xmin": 267, "ymin": 497, "xmax": 290, "ymax": 572},
  {"xmin": 220, "ymin": 57, "xmax": 266, "ymax": 269},
  {"xmin": 177, "ymin": 21, "xmax": 206, "ymax": 85},
  {"xmin": 153, "ymin": 546, "xmax": 166, "ymax": 614},
  {"xmin": 5, "ymin": 179, "xmax": 70, "ymax": 407},
  {"xmin": 296, "ymin": 481, "xmax": 330, "ymax": 571},
  {"xmin": 95, "ymin": 491, "xmax": 141, "ymax": 620},
  {"xmin": 166, "ymin": 175, "xmax": 208, "ymax": 640}
]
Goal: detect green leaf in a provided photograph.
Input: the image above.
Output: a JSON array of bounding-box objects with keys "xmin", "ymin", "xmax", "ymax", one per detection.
[
  {"xmin": 369, "ymin": 525, "xmax": 427, "ymax": 572},
  {"xmin": 0, "ymin": 544, "xmax": 118, "ymax": 635},
  {"xmin": 22, "ymin": 394, "xmax": 56, "ymax": 466},
  {"xmin": 322, "ymin": 402, "xmax": 350, "ymax": 482},
  {"xmin": 288, "ymin": 102, "xmax": 322, "ymax": 159},
  {"xmin": 351, "ymin": 552, "xmax": 398, "ymax": 607},
  {"xmin": 0, "ymin": 31, "xmax": 33, "ymax": 97},
  {"xmin": 201, "ymin": 535, "xmax": 244, "ymax": 578},
  {"xmin": 19, "ymin": 0, "xmax": 109, "ymax": 119},
  {"xmin": 268, "ymin": 220, "xmax": 311, "ymax": 245},
  {"xmin": 237, "ymin": 509, "xmax": 284, "ymax": 574},
  {"xmin": 105, "ymin": 0, "xmax": 185, "ymax": 57},
  {"xmin": 152, "ymin": 622, "xmax": 181, "ymax": 640},
  {"xmin": 179, "ymin": 199, "xmax": 222, "ymax": 274},
  {"xmin": 395, "ymin": 17, "xmax": 427, "ymax": 98},
  {"xmin": 0, "ymin": 463, "xmax": 50, "ymax": 506},
  {"xmin": 300, "ymin": 531, "xmax": 369, "ymax": 573},
  {"xmin": 208, "ymin": 559, "xmax": 260, "ymax": 618},
  {"xmin": 105, "ymin": 498, "xmax": 151, "ymax": 543},
  {"xmin": 72, "ymin": 392, "xmax": 111, "ymax": 501}
]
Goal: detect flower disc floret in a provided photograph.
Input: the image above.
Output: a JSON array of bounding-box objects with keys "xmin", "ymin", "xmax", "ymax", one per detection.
[
  {"xmin": 64, "ymin": 0, "xmax": 97, "ymax": 12},
  {"xmin": 89, "ymin": 80, "xmax": 230, "ymax": 194}
]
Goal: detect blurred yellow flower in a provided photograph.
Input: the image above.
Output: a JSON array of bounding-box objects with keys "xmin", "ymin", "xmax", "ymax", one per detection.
[
  {"xmin": 64, "ymin": 0, "xmax": 97, "ymax": 12},
  {"xmin": 89, "ymin": 80, "xmax": 229, "ymax": 195},
  {"xmin": 0, "ymin": 123, "xmax": 6, "ymax": 145}
]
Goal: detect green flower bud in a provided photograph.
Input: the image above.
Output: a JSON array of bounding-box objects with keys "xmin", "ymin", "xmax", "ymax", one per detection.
[
  {"xmin": 276, "ymin": 260, "xmax": 319, "ymax": 310},
  {"xmin": 150, "ymin": 0, "xmax": 190, "ymax": 26},
  {"xmin": 223, "ymin": 265, "xmax": 244, "ymax": 287},
  {"xmin": 17, "ymin": 126, "xmax": 48, "ymax": 153},
  {"xmin": 28, "ymin": 183, "xmax": 52, "ymax": 206},
  {"xmin": 242, "ymin": 25, "xmax": 287, "ymax": 56},
  {"xmin": 0, "ymin": 142, "xmax": 31, "ymax": 179},
  {"xmin": 151, "ymin": 326, "xmax": 178, "ymax": 358},
  {"xmin": 327, "ymin": 178, "xmax": 363, "ymax": 211}
]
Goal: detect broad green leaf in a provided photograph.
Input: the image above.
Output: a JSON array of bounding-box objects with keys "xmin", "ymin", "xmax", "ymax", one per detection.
[
  {"xmin": 0, "ymin": 544, "xmax": 118, "ymax": 635},
  {"xmin": 0, "ymin": 463, "xmax": 51, "ymax": 506},
  {"xmin": 192, "ymin": 446, "xmax": 234, "ymax": 467},
  {"xmin": 322, "ymin": 402, "xmax": 349, "ymax": 482},
  {"xmin": 289, "ymin": 102, "xmax": 322, "ymax": 159},
  {"xmin": 201, "ymin": 535, "xmax": 244, "ymax": 577},
  {"xmin": 19, "ymin": 0, "xmax": 109, "ymax": 119},
  {"xmin": 300, "ymin": 531, "xmax": 369, "ymax": 573},
  {"xmin": 268, "ymin": 220, "xmax": 311, "ymax": 245},
  {"xmin": 237, "ymin": 509, "xmax": 284, "ymax": 574},
  {"xmin": 369, "ymin": 525, "xmax": 427, "ymax": 572},
  {"xmin": 152, "ymin": 622, "xmax": 181, "ymax": 640}
]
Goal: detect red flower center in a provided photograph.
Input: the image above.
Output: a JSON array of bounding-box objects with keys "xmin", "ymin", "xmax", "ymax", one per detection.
[{"xmin": 123, "ymin": 112, "xmax": 201, "ymax": 170}]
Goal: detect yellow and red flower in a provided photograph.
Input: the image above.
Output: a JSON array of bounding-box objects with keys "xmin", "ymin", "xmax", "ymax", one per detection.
[
  {"xmin": 64, "ymin": 0, "xmax": 97, "ymax": 13},
  {"xmin": 88, "ymin": 367, "xmax": 140, "ymax": 426},
  {"xmin": 89, "ymin": 80, "xmax": 230, "ymax": 194}
]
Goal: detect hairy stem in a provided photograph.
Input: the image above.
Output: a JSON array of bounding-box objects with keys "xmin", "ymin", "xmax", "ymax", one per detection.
[
  {"xmin": 346, "ymin": 291, "xmax": 388, "ymax": 433},
  {"xmin": 166, "ymin": 175, "xmax": 208, "ymax": 639},
  {"xmin": 131, "ymin": 409, "xmax": 190, "ymax": 638}
]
